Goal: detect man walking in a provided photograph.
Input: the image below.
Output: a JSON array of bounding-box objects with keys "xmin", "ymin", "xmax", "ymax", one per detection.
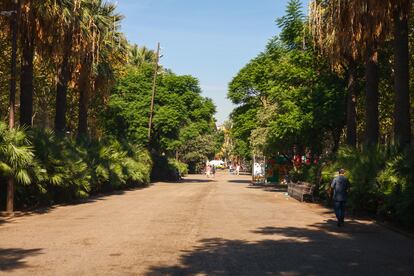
[{"xmin": 331, "ymin": 169, "xmax": 350, "ymax": 227}]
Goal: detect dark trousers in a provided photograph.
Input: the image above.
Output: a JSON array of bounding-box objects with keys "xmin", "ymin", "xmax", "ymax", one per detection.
[{"xmin": 334, "ymin": 201, "xmax": 345, "ymax": 222}]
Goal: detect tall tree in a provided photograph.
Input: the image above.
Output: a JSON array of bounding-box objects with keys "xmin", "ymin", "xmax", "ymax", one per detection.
[
  {"xmin": 19, "ymin": 0, "xmax": 36, "ymax": 127},
  {"xmin": 54, "ymin": 0, "xmax": 77, "ymax": 133},
  {"xmin": 277, "ymin": 0, "xmax": 304, "ymax": 50},
  {"xmin": 393, "ymin": 0, "xmax": 411, "ymax": 146},
  {"xmin": 129, "ymin": 44, "xmax": 155, "ymax": 67},
  {"xmin": 345, "ymin": 60, "xmax": 358, "ymax": 146},
  {"xmin": 75, "ymin": 0, "xmax": 124, "ymax": 137},
  {"xmin": 310, "ymin": 1, "xmax": 360, "ymax": 147},
  {"xmin": 310, "ymin": 0, "xmax": 389, "ymax": 146},
  {"xmin": 365, "ymin": 43, "xmax": 379, "ymax": 146},
  {"xmin": 6, "ymin": 0, "xmax": 20, "ymax": 212}
]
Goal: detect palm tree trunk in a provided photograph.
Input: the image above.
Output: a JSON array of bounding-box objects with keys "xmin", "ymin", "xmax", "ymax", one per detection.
[
  {"xmin": 393, "ymin": 0, "xmax": 411, "ymax": 147},
  {"xmin": 54, "ymin": 32, "xmax": 73, "ymax": 133},
  {"xmin": 346, "ymin": 60, "xmax": 357, "ymax": 147},
  {"xmin": 19, "ymin": 7, "xmax": 35, "ymax": 127},
  {"xmin": 77, "ymin": 59, "xmax": 91, "ymax": 137},
  {"xmin": 9, "ymin": 1, "xmax": 18, "ymax": 129},
  {"xmin": 6, "ymin": 177, "xmax": 14, "ymax": 212},
  {"xmin": 332, "ymin": 128, "xmax": 341, "ymax": 153},
  {"xmin": 6, "ymin": 0, "xmax": 19, "ymax": 214},
  {"xmin": 365, "ymin": 45, "xmax": 379, "ymax": 146}
]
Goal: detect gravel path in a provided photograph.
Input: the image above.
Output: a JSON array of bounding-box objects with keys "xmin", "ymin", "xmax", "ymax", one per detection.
[{"xmin": 1, "ymin": 172, "xmax": 414, "ymax": 275}]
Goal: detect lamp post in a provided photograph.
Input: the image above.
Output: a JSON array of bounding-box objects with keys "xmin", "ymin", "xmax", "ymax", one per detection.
[{"xmin": 1, "ymin": 0, "xmax": 19, "ymax": 213}]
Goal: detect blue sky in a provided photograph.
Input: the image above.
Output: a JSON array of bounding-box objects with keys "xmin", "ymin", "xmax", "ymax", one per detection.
[{"xmin": 116, "ymin": 0, "xmax": 306, "ymax": 124}]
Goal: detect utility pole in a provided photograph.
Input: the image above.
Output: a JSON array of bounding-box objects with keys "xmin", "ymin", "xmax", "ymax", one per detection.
[
  {"xmin": 1, "ymin": 0, "xmax": 19, "ymax": 213},
  {"xmin": 147, "ymin": 42, "xmax": 161, "ymax": 144}
]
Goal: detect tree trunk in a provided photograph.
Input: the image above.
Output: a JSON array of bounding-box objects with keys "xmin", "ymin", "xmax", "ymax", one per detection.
[
  {"xmin": 365, "ymin": 45, "xmax": 379, "ymax": 146},
  {"xmin": 6, "ymin": 1, "xmax": 19, "ymax": 214},
  {"xmin": 346, "ymin": 60, "xmax": 357, "ymax": 147},
  {"xmin": 9, "ymin": 1, "xmax": 18, "ymax": 129},
  {"xmin": 6, "ymin": 177, "xmax": 14, "ymax": 213},
  {"xmin": 54, "ymin": 32, "xmax": 73, "ymax": 133},
  {"xmin": 19, "ymin": 6, "xmax": 35, "ymax": 127},
  {"xmin": 332, "ymin": 128, "xmax": 341, "ymax": 153},
  {"xmin": 393, "ymin": 0, "xmax": 411, "ymax": 147},
  {"xmin": 77, "ymin": 60, "xmax": 90, "ymax": 137}
]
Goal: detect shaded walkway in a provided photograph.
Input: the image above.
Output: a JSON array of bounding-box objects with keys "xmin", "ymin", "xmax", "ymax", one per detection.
[{"xmin": 147, "ymin": 212, "xmax": 413, "ymax": 275}]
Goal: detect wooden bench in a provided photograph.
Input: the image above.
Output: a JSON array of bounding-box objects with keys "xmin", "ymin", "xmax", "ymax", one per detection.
[{"xmin": 288, "ymin": 181, "xmax": 314, "ymax": 202}]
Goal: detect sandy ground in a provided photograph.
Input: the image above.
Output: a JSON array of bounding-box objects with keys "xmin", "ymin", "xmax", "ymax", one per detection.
[{"xmin": 1, "ymin": 171, "xmax": 414, "ymax": 275}]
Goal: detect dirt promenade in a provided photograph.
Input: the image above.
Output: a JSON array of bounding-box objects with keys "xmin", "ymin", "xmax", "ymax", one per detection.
[{"xmin": 1, "ymin": 172, "xmax": 414, "ymax": 275}]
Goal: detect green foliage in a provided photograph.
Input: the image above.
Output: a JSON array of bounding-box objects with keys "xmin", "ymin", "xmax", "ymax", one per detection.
[
  {"xmin": 319, "ymin": 146, "xmax": 414, "ymax": 226},
  {"xmin": 289, "ymin": 164, "xmax": 322, "ymax": 186},
  {"xmin": 376, "ymin": 148, "xmax": 414, "ymax": 225},
  {"xmin": 0, "ymin": 123, "xmax": 34, "ymax": 186},
  {"xmin": 168, "ymin": 158, "xmax": 189, "ymax": 176},
  {"xmin": 179, "ymin": 133, "xmax": 219, "ymax": 173},
  {"xmin": 150, "ymin": 154, "xmax": 184, "ymax": 182},
  {"xmin": 103, "ymin": 65, "xmax": 217, "ymax": 178},
  {"xmin": 31, "ymin": 130, "xmax": 92, "ymax": 202},
  {"xmin": 228, "ymin": 0, "xmax": 345, "ymax": 160},
  {"xmin": 326, "ymin": 147, "xmax": 387, "ymax": 212},
  {"xmin": 103, "ymin": 66, "xmax": 216, "ymax": 157},
  {"xmin": 0, "ymin": 123, "xmax": 151, "ymax": 209},
  {"xmin": 276, "ymin": 0, "xmax": 305, "ymax": 49},
  {"xmin": 228, "ymin": 104, "xmax": 259, "ymax": 159}
]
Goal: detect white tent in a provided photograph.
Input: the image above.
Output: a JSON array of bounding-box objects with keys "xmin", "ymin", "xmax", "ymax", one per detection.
[{"xmin": 209, "ymin": 160, "xmax": 224, "ymax": 166}]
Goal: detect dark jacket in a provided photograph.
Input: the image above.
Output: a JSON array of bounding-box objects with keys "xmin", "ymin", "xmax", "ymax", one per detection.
[{"xmin": 331, "ymin": 175, "xmax": 349, "ymax": 202}]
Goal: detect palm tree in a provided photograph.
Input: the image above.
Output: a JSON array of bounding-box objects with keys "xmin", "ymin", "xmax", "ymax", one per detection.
[
  {"xmin": 345, "ymin": 59, "xmax": 358, "ymax": 146},
  {"xmin": 51, "ymin": 0, "xmax": 78, "ymax": 133},
  {"xmin": 310, "ymin": 0, "xmax": 360, "ymax": 146},
  {"xmin": 76, "ymin": 0, "xmax": 125, "ymax": 137},
  {"xmin": 19, "ymin": 0, "xmax": 36, "ymax": 127},
  {"xmin": 1, "ymin": 0, "xmax": 20, "ymax": 212},
  {"xmin": 310, "ymin": 0, "xmax": 390, "ymax": 146},
  {"xmin": 0, "ymin": 123, "xmax": 33, "ymax": 213},
  {"xmin": 129, "ymin": 44, "xmax": 155, "ymax": 67}
]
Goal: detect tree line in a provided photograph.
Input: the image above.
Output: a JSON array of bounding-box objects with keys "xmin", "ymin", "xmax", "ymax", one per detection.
[
  {"xmin": 0, "ymin": 0, "xmax": 218, "ymax": 212},
  {"xmin": 228, "ymin": 0, "xmax": 414, "ymax": 225}
]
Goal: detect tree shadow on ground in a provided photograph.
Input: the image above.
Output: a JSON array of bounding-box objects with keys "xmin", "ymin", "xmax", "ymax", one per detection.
[
  {"xmin": 146, "ymin": 220, "xmax": 414, "ymax": 276},
  {"xmin": 0, "ymin": 248, "xmax": 43, "ymax": 272},
  {"xmin": 246, "ymin": 184, "xmax": 288, "ymax": 193},
  {"xmin": 227, "ymin": 179, "xmax": 252, "ymax": 184},
  {"xmin": 1, "ymin": 187, "xmax": 149, "ymax": 222},
  {"xmin": 180, "ymin": 178, "xmax": 214, "ymax": 183}
]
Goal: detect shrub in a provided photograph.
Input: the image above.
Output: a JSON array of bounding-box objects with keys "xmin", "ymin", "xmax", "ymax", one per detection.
[
  {"xmin": 0, "ymin": 123, "xmax": 34, "ymax": 186},
  {"xmin": 168, "ymin": 158, "xmax": 189, "ymax": 176},
  {"xmin": 319, "ymin": 146, "xmax": 414, "ymax": 226},
  {"xmin": 0, "ymin": 125, "xmax": 151, "ymax": 210},
  {"xmin": 377, "ymin": 148, "xmax": 414, "ymax": 225},
  {"xmin": 150, "ymin": 154, "xmax": 187, "ymax": 181}
]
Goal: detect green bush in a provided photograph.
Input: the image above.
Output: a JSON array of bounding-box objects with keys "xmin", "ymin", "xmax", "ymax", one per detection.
[
  {"xmin": 0, "ymin": 123, "xmax": 34, "ymax": 185},
  {"xmin": 150, "ymin": 154, "xmax": 188, "ymax": 181},
  {"xmin": 376, "ymin": 148, "xmax": 414, "ymax": 225},
  {"xmin": 29, "ymin": 130, "xmax": 92, "ymax": 204},
  {"xmin": 168, "ymin": 158, "xmax": 189, "ymax": 176},
  {"xmin": 0, "ymin": 123, "xmax": 36, "ymax": 208},
  {"xmin": 319, "ymin": 146, "xmax": 414, "ymax": 226},
  {"xmin": 289, "ymin": 164, "xmax": 321, "ymax": 184},
  {"xmin": 0, "ymin": 123, "xmax": 151, "ymax": 210}
]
